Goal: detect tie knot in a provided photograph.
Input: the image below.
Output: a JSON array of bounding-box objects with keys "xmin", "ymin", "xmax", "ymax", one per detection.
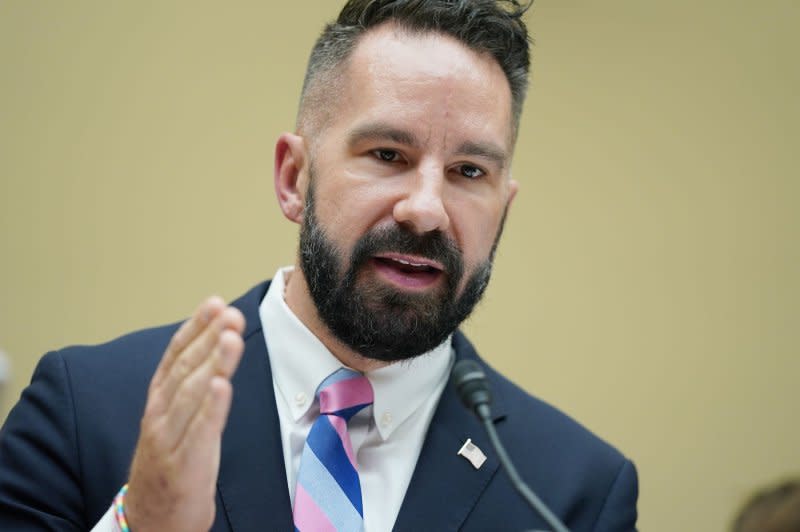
[{"xmin": 317, "ymin": 368, "xmax": 373, "ymax": 420}]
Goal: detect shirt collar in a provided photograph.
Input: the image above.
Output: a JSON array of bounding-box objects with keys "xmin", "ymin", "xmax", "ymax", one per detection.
[{"xmin": 260, "ymin": 266, "xmax": 453, "ymax": 440}]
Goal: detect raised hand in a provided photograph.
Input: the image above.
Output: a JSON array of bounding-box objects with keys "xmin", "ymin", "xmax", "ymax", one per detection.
[{"xmin": 124, "ymin": 296, "xmax": 246, "ymax": 532}]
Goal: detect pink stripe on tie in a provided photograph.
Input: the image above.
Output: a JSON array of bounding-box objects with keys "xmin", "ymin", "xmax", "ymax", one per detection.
[
  {"xmin": 319, "ymin": 376, "xmax": 373, "ymax": 413},
  {"xmin": 294, "ymin": 483, "xmax": 336, "ymax": 532},
  {"xmin": 329, "ymin": 415, "xmax": 358, "ymax": 468}
]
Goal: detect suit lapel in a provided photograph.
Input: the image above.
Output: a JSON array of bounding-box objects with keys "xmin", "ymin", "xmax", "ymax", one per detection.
[
  {"xmin": 213, "ymin": 286, "xmax": 507, "ymax": 532},
  {"xmin": 393, "ymin": 332, "xmax": 507, "ymax": 532},
  {"xmin": 216, "ymin": 282, "xmax": 294, "ymax": 531}
]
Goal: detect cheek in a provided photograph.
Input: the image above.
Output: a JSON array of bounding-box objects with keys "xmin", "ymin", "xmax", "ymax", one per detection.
[
  {"xmin": 460, "ymin": 223, "xmax": 497, "ymax": 267},
  {"xmin": 311, "ymin": 178, "xmax": 392, "ymax": 246},
  {"xmin": 449, "ymin": 195, "xmax": 508, "ymax": 265}
]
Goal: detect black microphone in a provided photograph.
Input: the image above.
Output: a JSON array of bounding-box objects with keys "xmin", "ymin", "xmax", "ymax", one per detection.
[{"xmin": 452, "ymin": 360, "xmax": 571, "ymax": 532}]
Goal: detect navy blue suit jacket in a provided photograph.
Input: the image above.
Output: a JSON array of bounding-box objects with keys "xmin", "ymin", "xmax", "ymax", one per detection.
[{"xmin": 0, "ymin": 281, "xmax": 638, "ymax": 531}]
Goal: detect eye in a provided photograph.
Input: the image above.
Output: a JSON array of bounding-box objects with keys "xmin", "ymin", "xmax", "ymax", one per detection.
[
  {"xmin": 372, "ymin": 149, "xmax": 401, "ymax": 163},
  {"xmin": 456, "ymin": 164, "xmax": 486, "ymax": 180}
]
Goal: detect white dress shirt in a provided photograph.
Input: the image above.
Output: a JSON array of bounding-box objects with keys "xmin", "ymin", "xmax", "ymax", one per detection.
[
  {"xmin": 93, "ymin": 266, "xmax": 453, "ymax": 531},
  {"xmin": 264, "ymin": 266, "xmax": 454, "ymax": 531}
]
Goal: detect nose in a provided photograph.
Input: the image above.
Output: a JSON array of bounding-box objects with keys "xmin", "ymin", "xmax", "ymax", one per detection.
[{"xmin": 392, "ymin": 168, "xmax": 450, "ymax": 235}]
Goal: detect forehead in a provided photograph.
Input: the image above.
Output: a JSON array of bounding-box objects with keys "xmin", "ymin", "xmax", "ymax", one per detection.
[{"xmin": 328, "ymin": 24, "xmax": 514, "ymax": 150}]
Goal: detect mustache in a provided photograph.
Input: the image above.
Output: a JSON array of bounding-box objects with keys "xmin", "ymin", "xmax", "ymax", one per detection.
[{"xmin": 349, "ymin": 224, "xmax": 464, "ymax": 277}]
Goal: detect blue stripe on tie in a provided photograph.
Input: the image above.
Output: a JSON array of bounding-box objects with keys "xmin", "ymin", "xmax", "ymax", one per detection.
[
  {"xmin": 306, "ymin": 416, "xmax": 363, "ymax": 513},
  {"xmin": 318, "ymin": 368, "xmax": 359, "ymax": 393},
  {"xmin": 300, "ymin": 443, "xmax": 364, "ymax": 530}
]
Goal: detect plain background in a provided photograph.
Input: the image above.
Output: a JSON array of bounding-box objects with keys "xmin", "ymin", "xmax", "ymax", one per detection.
[{"xmin": 1, "ymin": 1, "xmax": 797, "ymax": 530}]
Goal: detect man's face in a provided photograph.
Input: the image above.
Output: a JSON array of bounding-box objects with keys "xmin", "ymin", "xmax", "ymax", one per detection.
[{"xmin": 296, "ymin": 24, "xmax": 518, "ymax": 361}]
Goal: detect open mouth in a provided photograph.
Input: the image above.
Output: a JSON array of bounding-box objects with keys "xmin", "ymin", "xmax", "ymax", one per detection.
[{"xmin": 370, "ymin": 253, "xmax": 444, "ymax": 289}]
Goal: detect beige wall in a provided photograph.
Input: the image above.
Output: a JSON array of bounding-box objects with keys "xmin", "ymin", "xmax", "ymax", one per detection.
[{"xmin": 1, "ymin": 1, "xmax": 797, "ymax": 530}]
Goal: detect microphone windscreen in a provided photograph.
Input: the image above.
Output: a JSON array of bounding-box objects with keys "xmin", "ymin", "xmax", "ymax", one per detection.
[{"xmin": 452, "ymin": 359, "xmax": 491, "ymax": 411}]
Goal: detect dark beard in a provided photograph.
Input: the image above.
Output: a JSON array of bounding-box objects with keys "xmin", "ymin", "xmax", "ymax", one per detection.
[{"xmin": 298, "ymin": 182, "xmax": 502, "ymax": 362}]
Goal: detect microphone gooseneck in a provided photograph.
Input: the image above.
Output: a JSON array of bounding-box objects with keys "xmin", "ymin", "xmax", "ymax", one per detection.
[{"xmin": 452, "ymin": 360, "xmax": 571, "ymax": 532}]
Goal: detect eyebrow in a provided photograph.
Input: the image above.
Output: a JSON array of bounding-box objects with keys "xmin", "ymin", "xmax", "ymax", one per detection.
[
  {"xmin": 347, "ymin": 122, "xmax": 421, "ymax": 149},
  {"xmin": 455, "ymin": 141, "xmax": 508, "ymax": 171}
]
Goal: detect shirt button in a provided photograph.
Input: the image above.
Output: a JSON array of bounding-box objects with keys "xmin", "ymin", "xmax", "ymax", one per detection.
[
  {"xmin": 295, "ymin": 392, "xmax": 307, "ymax": 407},
  {"xmin": 380, "ymin": 411, "xmax": 393, "ymax": 428}
]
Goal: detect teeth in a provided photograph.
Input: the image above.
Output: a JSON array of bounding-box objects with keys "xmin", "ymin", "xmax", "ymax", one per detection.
[{"xmin": 391, "ymin": 258, "xmax": 426, "ymax": 267}]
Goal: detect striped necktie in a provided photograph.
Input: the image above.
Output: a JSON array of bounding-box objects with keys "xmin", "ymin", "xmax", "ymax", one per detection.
[{"xmin": 293, "ymin": 368, "xmax": 374, "ymax": 532}]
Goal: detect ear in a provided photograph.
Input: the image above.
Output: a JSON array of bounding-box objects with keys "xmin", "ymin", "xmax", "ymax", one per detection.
[
  {"xmin": 274, "ymin": 132, "xmax": 308, "ymax": 224},
  {"xmin": 506, "ymin": 177, "xmax": 519, "ymax": 209}
]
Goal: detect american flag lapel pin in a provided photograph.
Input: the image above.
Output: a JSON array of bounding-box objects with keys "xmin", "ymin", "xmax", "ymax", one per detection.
[{"xmin": 457, "ymin": 438, "xmax": 487, "ymax": 469}]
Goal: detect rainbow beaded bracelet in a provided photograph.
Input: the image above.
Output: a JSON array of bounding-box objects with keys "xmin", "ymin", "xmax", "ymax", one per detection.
[{"xmin": 113, "ymin": 484, "xmax": 131, "ymax": 532}]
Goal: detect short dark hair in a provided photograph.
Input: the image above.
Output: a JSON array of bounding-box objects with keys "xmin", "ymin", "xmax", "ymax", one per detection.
[
  {"xmin": 732, "ymin": 479, "xmax": 800, "ymax": 532},
  {"xmin": 298, "ymin": 0, "xmax": 532, "ymax": 138}
]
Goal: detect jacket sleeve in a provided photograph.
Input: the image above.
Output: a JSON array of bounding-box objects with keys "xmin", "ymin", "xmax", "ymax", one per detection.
[
  {"xmin": 0, "ymin": 351, "xmax": 87, "ymax": 530},
  {"xmin": 591, "ymin": 458, "xmax": 639, "ymax": 531}
]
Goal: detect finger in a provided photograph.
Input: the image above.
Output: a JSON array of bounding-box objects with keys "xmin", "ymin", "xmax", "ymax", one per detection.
[
  {"xmin": 175, "ymin": 376, "xmax": 233, "ymax": 491},
  {"xmin": 215, "ymin": 321, "xmax": 246, "ymax": 379},
  {"xmin": 164, "ymin": 297, "xmax": 226, "ymax": 367},
  {"xmin": 152, "ymin": 296, "xmax": 225, "ymax": 389},
  {"xmin": 161, "ymin": 330, "xmax": 244, "ymax": 449},
  {"xmin": 219, "ymin": 305, "xmax": 245, "ymax": 336},
  {"xmin": 206, "ymin": 376, "xmax": 234, "ymax": 436},
  {"xmin": 157, "ymin": 306, "xmax": 243, "ymax": 406}
]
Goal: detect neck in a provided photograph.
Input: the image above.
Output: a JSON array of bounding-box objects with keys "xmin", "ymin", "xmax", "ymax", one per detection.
[{"xmin": 283, "ymin": 265, "xmax": 392, "ymax": 374}]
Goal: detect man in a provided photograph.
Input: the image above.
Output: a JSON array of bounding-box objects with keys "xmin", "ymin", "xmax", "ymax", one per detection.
[{"xmin": 0, "ymin": 1, "xmax": 639, "ymax": 530}]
